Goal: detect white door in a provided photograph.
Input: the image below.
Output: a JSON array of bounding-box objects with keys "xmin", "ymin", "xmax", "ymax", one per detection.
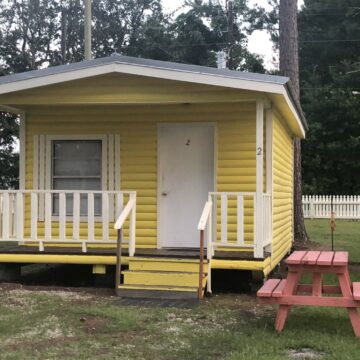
[{"xmin": 159, "ymin": 124, "xmax": 214, "ymax": 248}]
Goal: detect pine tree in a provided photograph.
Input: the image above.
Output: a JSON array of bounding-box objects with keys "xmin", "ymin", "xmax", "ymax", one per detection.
[{"xmin": 279, "ymin": 0, "xmax": 308, "ymax": 242}]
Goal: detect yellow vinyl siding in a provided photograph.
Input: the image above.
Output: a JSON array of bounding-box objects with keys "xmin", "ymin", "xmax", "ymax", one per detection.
[
  {"xmin": 25, "ymin": 101, "xmax": 257, "ymax": 249},
  {"xmin": 271, "ymin": 112, "xmax": 294, "ymax": 268}
]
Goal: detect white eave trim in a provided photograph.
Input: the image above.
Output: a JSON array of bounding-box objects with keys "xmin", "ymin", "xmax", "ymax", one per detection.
[
  {"xmin": 281, "ymin": 88, "xmax": 306, "ymax": 138},
  {"xmin": 0, "ymin": 61, "xmax": 305, "ymax": 136},
  {"xmin": 0, "ymin": 62, "xmax": 285, "ymax": 95},
  {"xmin": 0, "ymin": 63, "xmax": 118, "ymax": 95}
]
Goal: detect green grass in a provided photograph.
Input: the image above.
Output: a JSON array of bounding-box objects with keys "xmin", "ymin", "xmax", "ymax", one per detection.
[
  {"xmin": 305, "ymin": 219, "xmax": 360, "ymax": 262},
  {"xmin": 0, "ymin": 219, "xmax": 359, "ymax": 359},
  {"xmin": 0, "ymin": 289, "xmax": 359, "ymax": 360}
]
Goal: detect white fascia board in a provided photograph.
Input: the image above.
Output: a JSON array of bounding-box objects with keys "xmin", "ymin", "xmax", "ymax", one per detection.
[
  {"xmin": 281, "ymin": 88, "xmax": 305, "ymax": 139},
  {"xmin": 111, "ymin": 63, "xmax": 285, "ymax": 94},
  {"xmin": 0, "ymin": 63, "xmax": 118, "ymax": 95},
  {"xmin": 0, "ymin": 62, "xmax": 284, "ymax": 96},
  {"xmin": 0, "ymin": 61, "xmax": 304, "ymax": 136}
]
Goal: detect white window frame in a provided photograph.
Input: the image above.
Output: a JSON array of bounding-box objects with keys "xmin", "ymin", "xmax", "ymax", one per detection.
[{"xmin": 45, "ymin": 134, "xmax": 108, "ymax": 220}]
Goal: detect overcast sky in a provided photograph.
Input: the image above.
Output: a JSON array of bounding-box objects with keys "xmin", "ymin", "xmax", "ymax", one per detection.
[{"xmin": 162, "ymin": 0, "xmax": 304, "ymax": 70}]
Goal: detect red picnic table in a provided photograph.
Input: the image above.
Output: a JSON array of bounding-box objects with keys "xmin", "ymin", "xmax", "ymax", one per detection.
[{"xmin": 257, "ymin": 251, "xmax": 360, "ymax": 337}]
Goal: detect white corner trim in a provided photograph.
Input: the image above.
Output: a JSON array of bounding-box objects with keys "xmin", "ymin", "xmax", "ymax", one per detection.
[
  {"xmin": 256, "ymin": 100, "xmax": 264, "ymax": 196},
  {"xmin": 19, "ymin": 113, "xmax": 26, "ymax": 189},
  {"xmin": 265, "ymin": 108, "xmax": 273, "ymax": 194},
  {"xmin": 255, "ymin": 99, "xmax": 264, "ymax": 258},
  {"xmin": 265, "ymin": 108, "xmax": 273, "ymax": 253}
]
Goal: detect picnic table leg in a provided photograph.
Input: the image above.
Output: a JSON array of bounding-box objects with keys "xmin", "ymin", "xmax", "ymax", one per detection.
[
  {"xmin": 312, "ymin": 273, "xmax": 323, "ymax": 296},
  {"xmin": 275, "ymin": 272, "xmax": 301, "ymax": 332},
  {"xmin": 338, "ymin": 271, "xmax": 360, "ymax": 337}
]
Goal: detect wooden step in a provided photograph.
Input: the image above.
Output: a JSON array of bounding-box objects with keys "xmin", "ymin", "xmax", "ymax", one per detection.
[
  {"xmin": 129, "ymin": 257, "xmax": 208, "ymax": 273},
  {"xmin": 122, "ymin": 269, "xmax": 206, "ymax": 288},
  {"xmin": 117, "ymin": 284, "xmax": 201, "ymax": 299}
]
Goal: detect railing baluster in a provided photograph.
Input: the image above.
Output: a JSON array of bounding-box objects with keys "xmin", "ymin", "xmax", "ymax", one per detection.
[
  {"xmin": 44, "ymin": 192, "xmax": 52, "ymax": 243},
  {"xmin": 2, "ymin": 193, "xmax": 9, "ymax": 240},
  {"xmin": 8, "ymin": 194, "xmax": 14, "ymax": 238},
  {"xmin": 102, "ymin": 192, "xmax": 109, "ymax": 241},
  {"xmin": 31, "ymin": 192, "xmax": 38, "ymax": 240},
  {"xmin": 59, "ymin": 192, "xmax": 66, "ymax": 241},
  {"xmin": 221, "ymin": 194, "xmax": 227, "ymax": 245},
  {"xmin": 88, "ymin": 193, "xmax": 94, "ymax": 241},
  {"xmin": 16, "ymin": 192, "xmax": 24, "ymax": 241},
  {"xmin": 237, "ymin": 195, "xmax": 244, "ymax": 246},
  {"xmin": 73, "ymin": 192, "xmax": 81, "ymax": 250}
]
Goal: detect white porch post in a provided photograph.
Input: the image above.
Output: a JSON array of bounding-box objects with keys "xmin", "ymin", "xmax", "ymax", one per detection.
[
  {"xmin": 254, "ymin": 99, "xmax": 264, "ymax": 258},
  {"xmin": 264, "ymin": 107, "xmax": 273, "ymax": 252},
  {"xmin": 19, "ymin": 113, "xmax": 26, "ymax": 190}
]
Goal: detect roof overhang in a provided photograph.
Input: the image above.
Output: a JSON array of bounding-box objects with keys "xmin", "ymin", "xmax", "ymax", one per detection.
[{"xmin": 0, "ymin": 56, "xmax": 307, "ymax": 138}]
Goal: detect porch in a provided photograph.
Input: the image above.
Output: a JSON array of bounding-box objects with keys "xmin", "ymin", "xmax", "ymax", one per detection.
[{"xmin": 0, "ymin": 189, "xmax": 272, "ymax": 260}]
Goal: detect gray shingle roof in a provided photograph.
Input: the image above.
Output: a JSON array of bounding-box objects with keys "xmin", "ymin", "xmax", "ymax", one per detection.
[
  {"xmin": 0, "ymin": 53, "xmax": 289, "ymax": 86},
  {"xmin": 0, "ymin": 54, "xmax": 307, "ymax": 131}
]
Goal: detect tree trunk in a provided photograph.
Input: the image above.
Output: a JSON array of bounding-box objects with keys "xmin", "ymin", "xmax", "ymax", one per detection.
[{"xmin": 279, "ymin": 0, "xmax": 308, "ymax": 243}]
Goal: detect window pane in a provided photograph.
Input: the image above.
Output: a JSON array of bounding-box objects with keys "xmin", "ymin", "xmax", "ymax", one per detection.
[
  {"xmin": 52, "ymin": 140, "xmax": 103, "ymax": 216},
  {"xmin": 53, "ymin": 140, "xmax": 102, "ymax": 177},
  {"xmin": 53, "ymin": 178, "xmax": 101, "ymax": 191}
]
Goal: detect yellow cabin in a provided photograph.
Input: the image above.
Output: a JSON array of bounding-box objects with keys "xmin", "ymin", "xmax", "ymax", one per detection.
[{"xmin": 0, "ymin": 55, "xmax": 307, "ymax": 298}]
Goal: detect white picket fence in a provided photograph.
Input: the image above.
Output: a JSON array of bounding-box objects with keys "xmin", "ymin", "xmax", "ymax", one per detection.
[{"xmin": 303, "ymin": 195, "xmax": 360, "ymax": 219}]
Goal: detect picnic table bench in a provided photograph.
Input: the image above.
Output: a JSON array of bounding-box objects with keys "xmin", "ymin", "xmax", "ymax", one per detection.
[{"xmin": 257, "ymin": 251, "xmax": 360, "ymax": 337}]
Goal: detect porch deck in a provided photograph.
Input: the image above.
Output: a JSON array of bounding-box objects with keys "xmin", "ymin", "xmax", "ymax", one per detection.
[
  {"xmin": 0, "ymin": 243, "xmax": 270, "ymax": 279},
  {"xmin": 0, "ymin": 244, "xmax": 265, "ymax": 260}
]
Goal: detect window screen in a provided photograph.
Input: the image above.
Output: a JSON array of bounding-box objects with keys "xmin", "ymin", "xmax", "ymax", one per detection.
[{"xmin": 52, "ymin": 140, "xmax": 102, "ymax": 215}]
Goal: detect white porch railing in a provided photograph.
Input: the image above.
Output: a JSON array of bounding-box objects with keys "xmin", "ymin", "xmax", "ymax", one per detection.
[
  {"xmin": 198, "ymin": 192, "xmax": 272, "ymax": 268},
  {"xmin": 0, "ymin": 190, "xmax": 136, "ymax": 253},
  {"xmin": 262, "ymin": 193, "xmax": 272, "ymax": 249},
  {"xmin": 211, "ymin": 191, "xmax": 257, "ymax": 249},
  {"xmin": 303, "ymin": 195, "xmax": 360, "ymax": 220}
]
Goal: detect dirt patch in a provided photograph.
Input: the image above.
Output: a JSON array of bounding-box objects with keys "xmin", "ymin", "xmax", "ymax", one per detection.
[
  {"xmin": 0, "ymin": 282, "xmax": 24, "ymax": 291},
  {"xmin": 0, "ymin": 283, "xmax": 115, "ymax": 297},
  {"xmin": 293, "ymin": 241, "xmax": 330, "ymax": 252},
  {"xmin": 208, "ymin": 294, "xmax": 255, "ymax": 309},
  {"xmin": 287, "ymin": 348, "xmax": 325, "ymax": 359},
  {"xmin": 80, "ymin": 315, "xmax": 108, "ymax": 334}
]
